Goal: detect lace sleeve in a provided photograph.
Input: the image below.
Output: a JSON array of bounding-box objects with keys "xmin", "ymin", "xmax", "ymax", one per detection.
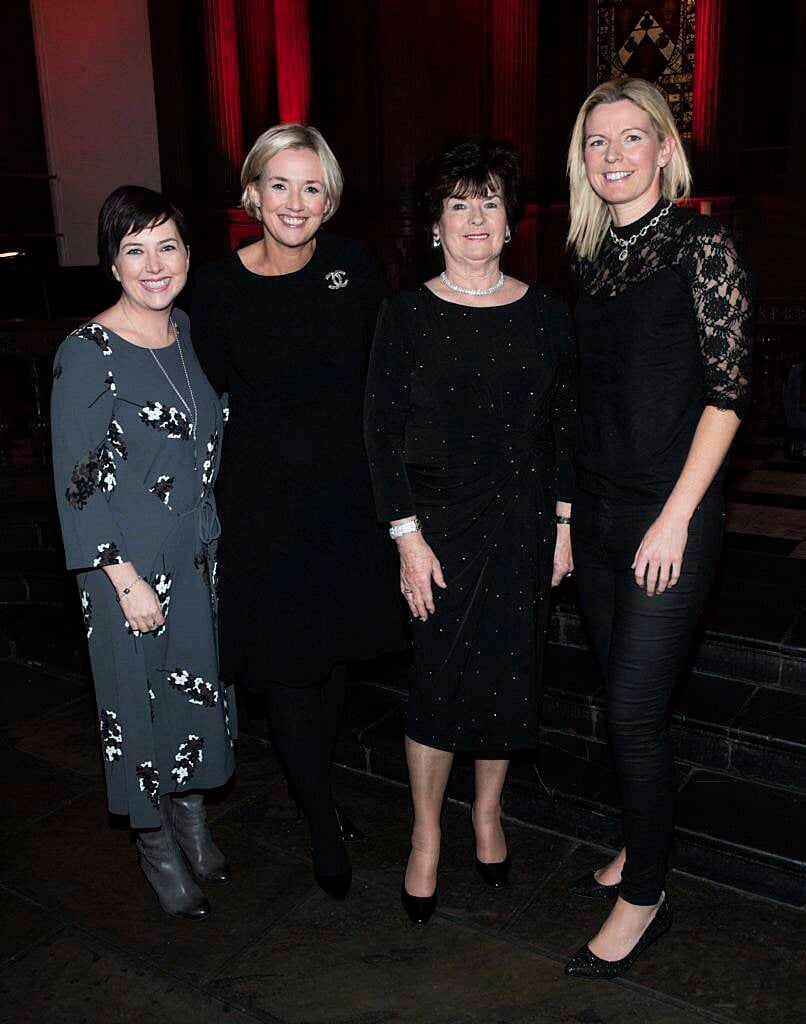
[{"xmin": 682, "ymin": 219, "xmax": 753, "ymax": 416}]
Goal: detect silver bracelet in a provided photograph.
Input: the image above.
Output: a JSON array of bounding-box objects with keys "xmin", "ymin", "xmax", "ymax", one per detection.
[
  {"xmin": 555, "ymin": 515, "xmax": 572, "ymax": 526},
  {"xmin": 115, "ymin": 574, "xmax": 143, "ymax": 603},
  {"xmin": 389, "ymin": 517, "xmax": 421, "ymax": 540}
]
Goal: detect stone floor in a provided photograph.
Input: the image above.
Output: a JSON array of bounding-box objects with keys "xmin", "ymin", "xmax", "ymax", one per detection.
[{"xmin": 1, "ymin": 659, "xmax": 805, "ymax": 1024}]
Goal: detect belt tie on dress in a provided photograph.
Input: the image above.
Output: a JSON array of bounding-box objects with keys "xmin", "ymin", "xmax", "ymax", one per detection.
[
  {"xmin": 180, "ymin": 490, "xmax": 221, "ymax": 547},
  {"xmin": 197, "ymin": 491, "xmax": 221, "ymax": 546}
]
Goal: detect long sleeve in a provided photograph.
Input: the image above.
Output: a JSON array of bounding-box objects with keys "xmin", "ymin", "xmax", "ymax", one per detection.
[
  {"xmin": 682, "ymin": 219, "xmax": 753, "ymax": 416},
  {"xmin": 354, "ymin": 241, "xmax": 391, "ymax": 349},
  {"xmin": 51, "ymin": 327, "xmax": 130, "ymax": 571},
  {"xmin": 363, "ymin": 295, "xmax": 417, "ymax": 522},
  {"xmin": 542, "ymin": 289, "xmax": 578, "ymax": 504},
  {"xmin": 190, "ymin": 266, "xmax": 231, "ymax": 398}
]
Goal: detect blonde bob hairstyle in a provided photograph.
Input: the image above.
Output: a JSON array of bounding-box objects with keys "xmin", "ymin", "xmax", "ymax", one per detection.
[
  {"xmin": 240, "ymin": 123, "xmax": 344, "ymax": 222},
  {"xmin": 567, "ymin": 78, "xmax": 691, "ymax": 260}
]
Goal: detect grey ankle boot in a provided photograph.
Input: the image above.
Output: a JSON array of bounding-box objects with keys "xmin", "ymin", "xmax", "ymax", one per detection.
[
  {"xmin": 136, "ymin": 799, "xmax": 211, "ymax": 920},
  {"xmin": 171, "ymin": 792, "xmax": 232, "ymax": 884}
]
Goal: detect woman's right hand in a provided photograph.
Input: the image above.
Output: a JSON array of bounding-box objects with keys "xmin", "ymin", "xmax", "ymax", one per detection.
[
  {"xmin": 396, "ymin": 533, "xmax": 446, "ymax": 621},
  {"xmin": 118, "ymin": 581, "xmax": 165, "ymax": 633}
]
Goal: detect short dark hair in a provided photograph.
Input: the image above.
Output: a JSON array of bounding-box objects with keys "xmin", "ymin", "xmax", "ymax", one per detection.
[
  {"xmin": 97, "ymin": 185, "xmax": 190, "ymax": 282},
  {"xmin": 414, "ymin": 137, "xmax": 522, "ymax": 236}
]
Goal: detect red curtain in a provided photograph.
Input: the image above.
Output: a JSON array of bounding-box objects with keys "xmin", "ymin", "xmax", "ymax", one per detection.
[
  {"xmin": 203, "ymin": 0, "xmax": 244, "ymax": 190},
  {"xmin": 692, "ymin": 0, "xmax": 724, "ymax": 155},
  {"xmin": 273, "ymin": 0, "xmax": 311, "ymax": 123},
  {"xmin": 237, "ymin": 0, "xmax": 276, "ymax": 145}
]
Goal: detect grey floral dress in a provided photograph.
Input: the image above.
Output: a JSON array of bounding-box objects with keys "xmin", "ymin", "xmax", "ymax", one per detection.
[{"xmin": 51, "ymin": 309, "xmax": 236, "ymax": 828}]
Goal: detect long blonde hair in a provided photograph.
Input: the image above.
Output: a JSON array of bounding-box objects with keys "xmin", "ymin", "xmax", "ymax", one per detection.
[{"xmin": 567, "ymin": 78, "xmax": 691, "ymax": 260}]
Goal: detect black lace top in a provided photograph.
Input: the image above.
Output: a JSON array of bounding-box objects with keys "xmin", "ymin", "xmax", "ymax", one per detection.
[{"xmin": 571, "ymin": 199, "xmax": 752, "ymax": 503}]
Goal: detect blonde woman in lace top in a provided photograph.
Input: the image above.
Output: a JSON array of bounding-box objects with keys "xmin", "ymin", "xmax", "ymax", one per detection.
[{"xmin": 561, "ymin": 78, "xmax": 752, "ymax": 980}]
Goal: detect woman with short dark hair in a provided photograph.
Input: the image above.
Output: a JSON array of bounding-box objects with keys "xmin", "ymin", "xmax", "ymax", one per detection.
[
  {"xmin": 51, "ymin": 185, "xmax": 234, "ymax": 921},
  {"xmin": 365, "ymin": 137, "xmax": 577, "ymax": 923}
]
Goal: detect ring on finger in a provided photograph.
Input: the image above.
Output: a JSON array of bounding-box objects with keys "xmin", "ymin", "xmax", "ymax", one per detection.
[{"xmin": 403, "ymin": 588, "xmax": 413, "ymax": 595}]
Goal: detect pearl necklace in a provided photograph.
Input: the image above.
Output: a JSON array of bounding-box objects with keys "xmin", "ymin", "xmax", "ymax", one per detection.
[
  {"xmin": 440, "ymin": 271, "xmax": 505, "ymax": 296},
  {"xmin": 609, "ymin": 202, "xmax": 672, "ymax": 262}
]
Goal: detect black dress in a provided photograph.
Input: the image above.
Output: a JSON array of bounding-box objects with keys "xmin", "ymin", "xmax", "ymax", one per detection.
[
  {"xmin": 365, "ymin": 286, "xmax": 576, "ymax": 752},
  {"xmin": 191, "ymin": 232, "xmax": 406, "ymax": 688}
]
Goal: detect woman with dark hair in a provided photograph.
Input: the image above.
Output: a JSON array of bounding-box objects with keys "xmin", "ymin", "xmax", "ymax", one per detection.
[
  {"xmin": 192, "ymin": 124, "xmax": 405, "ymax": 901},
  {"xmin": 563, "ymin": 78, "xmax": 752, "ymax": 979},
  {"xmin": 365, "ymin": 137, "xmax": 577, "ymax": 924},
  {"xmin": 50, "ymin": 185, "xmax": 235, "ymax": 921}
]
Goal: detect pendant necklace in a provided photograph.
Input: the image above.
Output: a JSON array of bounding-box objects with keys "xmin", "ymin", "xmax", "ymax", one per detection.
[
  {"xmin": 609, "ymin": 202, "xmax": 672, "ymax": 262},
  {"xmin": 150, "ymin": 318, "xmax": 199, "ymax": 469}
]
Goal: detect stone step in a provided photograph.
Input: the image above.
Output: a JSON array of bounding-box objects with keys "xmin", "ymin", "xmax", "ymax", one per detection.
[
  {"xmin": 322, "ymin": 678, "xmax": 806, "ymax": 908},
  {"xmin": 550, "ymin": 546, "xmax": 806, "ymax": 694},
  {"xmin": 541, "ymin": 643, "xmax": 806, "ymax": 794}
]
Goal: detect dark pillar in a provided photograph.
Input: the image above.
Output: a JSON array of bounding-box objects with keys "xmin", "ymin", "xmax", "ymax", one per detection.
[{"xmin": 787, "ymin": 0, "xmax": 806, "ymax": 188}]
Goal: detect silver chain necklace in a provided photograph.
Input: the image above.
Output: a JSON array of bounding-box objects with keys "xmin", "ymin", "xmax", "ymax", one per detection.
[
  {"xmin": 609, "ymin": 202, "xmax": 673, "ymax": 262},
  {"xmin": 150, "ymin": 318, "xmax": 199, "ymax": 466},
  {"xmin": 440, "ymin": 270, "xmax": 505, "ymax": 296}
]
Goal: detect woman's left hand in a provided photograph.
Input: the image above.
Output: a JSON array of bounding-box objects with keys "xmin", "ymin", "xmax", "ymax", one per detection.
[
  {"xmin": 551, "ymin": 525, "xmax": 574, "ymax": 587},
  {"xmin": 632, "ymin": 512, "xmax": 689, "ymax": 596}
]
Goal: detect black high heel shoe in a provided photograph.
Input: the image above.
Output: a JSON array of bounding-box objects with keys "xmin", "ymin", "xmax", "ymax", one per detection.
[
  {"xmin": 293, "ymin": 797, "xmax": 368, "ymax": 843},
  {"xmin": 474, "ymin": 853, "xmax": 512, "ymax": 889},
  {"xmin": 334, "ymin": 805, "xmax": 368, "ymax": 843},
  {"xmin": 314, "ymin": 864, "xmax": 352, "ymax": 901},
  {"xmin": 401, "ymin": 883, "xmax": 438, "ymax": 924},
  {"xmin": 568, "ymin": 869, "xmax": 620, "ymax": 901},
  {"xmin": 565, "ymin": 893, "xmax": 673, "ymax": 980}
]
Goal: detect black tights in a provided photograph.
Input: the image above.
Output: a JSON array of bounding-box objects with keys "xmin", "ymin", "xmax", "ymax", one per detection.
[
  {"xmin": 265, "ymin": 663, "xmax": 348, "ymax": 875},
  {"xmin": 572, "ymin": 492, "xmax": 724, "ymax": 905}
]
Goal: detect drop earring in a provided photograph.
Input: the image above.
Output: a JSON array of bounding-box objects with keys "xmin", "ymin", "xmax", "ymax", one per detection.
[
  {"xmin": 504, "ymin": 226, "xmax": 512, "ymax": 243},
  {"xmin": 432, "ymin": 235, "xmax": 441, "ymax": 249}
]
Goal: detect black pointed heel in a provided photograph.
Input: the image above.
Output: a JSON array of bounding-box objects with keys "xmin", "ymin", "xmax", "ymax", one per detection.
[
  {"xmin": 568, "ymin": 870, "xmax": 620, "ymax": 901},
  {"xmin": 474, "ymin": 853, "xmax": 511, "ymax": 889},
  {"xmin": 293, "ymin": 795, "xmax": 368, "ymax": 843},
  {"xmin": 401, "ymin": 883, "xmax": 438, "ymax": 924},
  {"xmin": 565, "ymin": 894, "xmax": 673, "ymax": 980},
  {"xmin": 335, "ymin": 805, "xmax": 368, "ymax": 843},
  {"xmin": 314, "ymin": 864, "xmax": 352, "ymax": 901}
]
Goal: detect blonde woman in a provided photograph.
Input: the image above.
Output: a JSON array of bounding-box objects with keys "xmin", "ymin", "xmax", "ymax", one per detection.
[
  {"xmin": 563, "ymin": 79, "xmax": 752, "ymax": 978},
  {"xmin": 192, "ymin": 125, "xmax": 405, "ymax": 900}
]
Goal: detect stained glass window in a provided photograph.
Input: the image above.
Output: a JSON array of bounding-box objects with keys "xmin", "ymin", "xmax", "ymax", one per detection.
[{"xmin": 596, "ymin": 1, "xmax": 697, "ymax": 138}]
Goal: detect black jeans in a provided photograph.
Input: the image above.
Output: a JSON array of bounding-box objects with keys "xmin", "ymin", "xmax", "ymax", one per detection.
[
  {"xmin": 265, "ymin": 663, "xmax": 349, "ymax": 874},
  {"xmin": 572, "ymin": 491, "xmax": 724, "ymax": 905}
]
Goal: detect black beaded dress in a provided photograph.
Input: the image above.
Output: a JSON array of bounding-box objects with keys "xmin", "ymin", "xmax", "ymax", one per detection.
[{"xmin": 365, "ymin": 286, "xmax": 577, "ymax": 752}]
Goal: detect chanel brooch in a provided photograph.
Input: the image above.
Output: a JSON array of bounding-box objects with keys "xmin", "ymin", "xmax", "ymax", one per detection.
[{"xmin": 325, "ymin": 269, "xmax": 349, "ymax": 290}]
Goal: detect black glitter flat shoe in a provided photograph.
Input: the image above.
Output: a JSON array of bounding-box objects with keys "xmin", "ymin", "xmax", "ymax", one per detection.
[
  {"xmin": 568, "ymin": 870, "xmax": 620, "ymax": 901},
  {"xmin": 401, "ymin": 883, "xmax": 438, "ymax": 924},
  {"xmin": 474, "ymin": 853, "xmax": 511, "ymax": 889},
  {"xmin": 565, "ymin": 894, "xmax": 672, "ymax": 980}
]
